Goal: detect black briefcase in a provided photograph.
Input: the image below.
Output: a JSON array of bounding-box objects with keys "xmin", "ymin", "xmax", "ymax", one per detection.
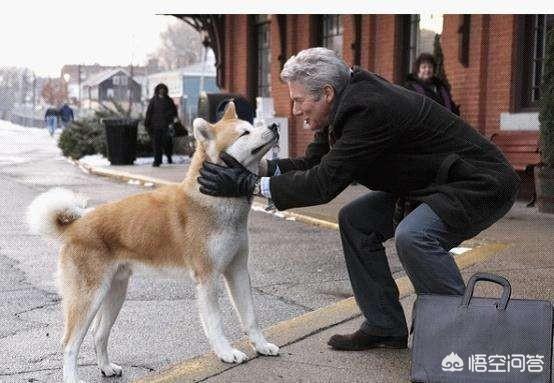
[{"xmin": 410, "ymin": 272, "xmax": 553, "ymax": 383}]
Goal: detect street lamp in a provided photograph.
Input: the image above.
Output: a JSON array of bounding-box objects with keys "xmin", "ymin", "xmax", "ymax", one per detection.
[{"xmin": 199, "ymin": 30, "xmax": 210, "ymax": 94}]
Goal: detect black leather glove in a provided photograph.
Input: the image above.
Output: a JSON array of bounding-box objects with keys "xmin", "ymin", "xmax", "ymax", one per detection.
[
  {"xmin": 198, "ymin": 152, "xmax": 259, "ymax": 198},
  {"xmin": 266, "ymin": 158, "xmax": 279, "ymax": 176}
]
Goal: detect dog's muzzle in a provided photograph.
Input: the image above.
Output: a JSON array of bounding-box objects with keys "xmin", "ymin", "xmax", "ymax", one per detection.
[{"xmin": 251, "ymin": 126, "xmax": 279, "ymax": 155}]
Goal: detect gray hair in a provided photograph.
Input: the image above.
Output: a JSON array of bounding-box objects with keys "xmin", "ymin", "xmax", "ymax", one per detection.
[{"xmin": 280, "ymin": 47, "xmax": 351, "ymax": 99}]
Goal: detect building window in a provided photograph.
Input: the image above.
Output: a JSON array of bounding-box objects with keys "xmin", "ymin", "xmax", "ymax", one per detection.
[
  {"xmin": 458, "ymin": 15, "xmax": 471, "ymax": 67},
  {"xmin": 518, "ymin": 14, "xmax": 554, "ymax": 110},
  {"xmin": 396, "ymin": 14, "xmax": 444, "ymax": 81},
  {"xmin": 106, "ymin": 88, "xmax": 114, "ymax": 99},
  {"xmin": 254, "ymin": 15, "xmax": 271, "ymax": 98},
  {"xmin": 113, "ymin": 75, "xmax": 128, "ymax": 86},
  {"xmin": 407, "ymin": 15, "xmax": 420, "ymax": 73},
  {"xmin": 321, "ymin": 15, "xmax": 343, "ymax": 56}
]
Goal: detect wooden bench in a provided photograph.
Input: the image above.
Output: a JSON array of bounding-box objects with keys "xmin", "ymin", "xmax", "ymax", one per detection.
[
  {"xmin": 490, "ymin": 131, "xmax": 540, "ymax": 172},
  {"xmin": 489, "ymin": 131, "xmax": 540, "ymax": 206}
]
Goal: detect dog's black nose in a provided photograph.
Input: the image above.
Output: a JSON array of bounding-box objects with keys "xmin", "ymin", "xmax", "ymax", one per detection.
[{"xmin": 268, "ymin": 123, "xmax": 279, "ymax": 134}]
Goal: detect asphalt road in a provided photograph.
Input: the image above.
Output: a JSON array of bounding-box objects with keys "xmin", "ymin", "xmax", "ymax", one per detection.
[{"xmin": 0, "ymin": 122, "xmax": 402, "ymax": 382}]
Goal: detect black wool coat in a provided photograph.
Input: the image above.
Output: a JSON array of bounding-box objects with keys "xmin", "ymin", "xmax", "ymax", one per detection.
[
  {"xmin": 145, "ymin": 96, "xmax": 178, "ymax": 131},
  {"xmin": 404, "ymin": 74, "xmax": 460, "ymax": 116},
  {"xmin": 269, "ymin": 69, "xmax": 520, "ymax": 232}
]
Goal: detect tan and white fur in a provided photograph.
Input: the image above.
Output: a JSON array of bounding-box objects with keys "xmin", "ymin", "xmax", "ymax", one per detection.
[{"xmin": 26, "ymin": 102, "xmax": 280, "ymax": 383}]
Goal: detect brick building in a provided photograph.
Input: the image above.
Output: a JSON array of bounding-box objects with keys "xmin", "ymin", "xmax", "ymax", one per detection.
[{"xmin": 180, "ymin": 14, "xmax": 552, "ymax": 172}]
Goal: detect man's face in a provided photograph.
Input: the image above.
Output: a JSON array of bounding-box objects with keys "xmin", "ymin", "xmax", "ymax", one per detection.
[
  {"xmin": 288, "ymin": 82, "xmax": 333, "ymax": 132},
  {"xmin": 417, "ymin": 62, "xmax": 434, "ymax": 82}
]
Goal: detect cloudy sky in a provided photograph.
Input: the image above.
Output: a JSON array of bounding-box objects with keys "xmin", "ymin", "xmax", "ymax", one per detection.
[{"xmin": 0, "ymin": 1, "xmax": 183, "ymax": 77}]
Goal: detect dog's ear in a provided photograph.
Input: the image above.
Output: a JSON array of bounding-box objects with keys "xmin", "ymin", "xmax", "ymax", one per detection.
[
  {"xmin": 193, "ymin": 118, "xmax": 214, "ymax": 143},
  {"xmin": 221, "ymin": 101, "xmax": 237, "ymax": 120}
]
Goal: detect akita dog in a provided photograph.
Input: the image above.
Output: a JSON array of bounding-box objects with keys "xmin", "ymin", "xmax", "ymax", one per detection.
[{"xmin": 27, "ymin": 102, "xmax": 280, "ymax": 383}]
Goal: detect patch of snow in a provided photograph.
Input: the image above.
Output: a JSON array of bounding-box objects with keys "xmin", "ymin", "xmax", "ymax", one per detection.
[
  {"xmin": 79, "ymin": 154, "xmax": 191, "ymax": 167},
  {"xmin": 450, "ymin": 247, "xmax": 472, "ymax": 255},
  {"xmin": 79, "ymin": 154, "xmax": 110, "ymax": 167}
]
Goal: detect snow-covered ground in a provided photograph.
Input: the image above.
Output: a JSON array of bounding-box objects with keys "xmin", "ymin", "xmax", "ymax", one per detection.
[
  {"xmin": 0, "ymin": 119, "xmax": 62, "ymax": 165},
  {"xmin": 79, "ymin": 153, "xmax": 191, "ymax": 167},
  {"xmin": 0, "ymin": 119, "xmax": 190, "ymax": 167}
]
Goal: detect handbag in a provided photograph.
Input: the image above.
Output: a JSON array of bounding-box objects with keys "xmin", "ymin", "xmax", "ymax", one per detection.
[
  {"xmin": 410, "ymin": 272, "xmax": 553, "ymax": 383},
  {"xmin": 171, "ymin": 120, "xmax": 188, "ymax": 137}
]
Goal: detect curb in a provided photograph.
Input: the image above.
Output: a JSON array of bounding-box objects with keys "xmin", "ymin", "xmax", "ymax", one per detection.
[
  {"xmin": 71, "ymin": 159, "xmax": 176, "ymax": 187},
  {"xmin": 134, "ymin": 242, "xmax": 508, "ymax": 383}
]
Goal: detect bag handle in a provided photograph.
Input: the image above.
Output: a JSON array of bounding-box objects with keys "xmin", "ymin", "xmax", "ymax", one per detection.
[{"xmin": 461, "ymin": 272, "xmax": 511, "ymax": 311}]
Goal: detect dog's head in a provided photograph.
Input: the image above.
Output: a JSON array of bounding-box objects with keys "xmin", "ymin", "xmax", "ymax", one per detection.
[{"xmin": 192, "ymin": 101, "xmax": 279, "ymax": 175}]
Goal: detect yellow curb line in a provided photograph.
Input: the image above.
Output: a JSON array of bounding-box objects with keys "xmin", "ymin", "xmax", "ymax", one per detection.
[
  {"xmin": 72, "ymin": 159, "xmax": 176, "ymax": 187},
  {"xmin": 134, "ymin": 242, "xmax": 508, "ymax": 383}
]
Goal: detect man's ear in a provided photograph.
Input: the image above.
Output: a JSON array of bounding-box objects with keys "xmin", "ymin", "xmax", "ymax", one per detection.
[
  {"xmin": 193, "ymin": 118, "xmax": 213, "ymax": 143},
  {"xmin": 323, "ymin": 85, "xmax": 335, "ymax": 104}
]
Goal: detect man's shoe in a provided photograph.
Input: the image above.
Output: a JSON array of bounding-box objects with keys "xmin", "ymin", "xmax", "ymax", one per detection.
[
  {"xmin": 327, "ymin": 330, "xmax": 407, "ymax": 351},
  {"xmin": 152, "ymin": 162, "xmax": 160, "ymax": 167}
]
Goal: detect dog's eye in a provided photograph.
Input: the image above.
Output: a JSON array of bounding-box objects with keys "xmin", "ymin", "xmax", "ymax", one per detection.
[{"xmin": 240, "ymin": 131, "xmax": 250, "ymax": 137}]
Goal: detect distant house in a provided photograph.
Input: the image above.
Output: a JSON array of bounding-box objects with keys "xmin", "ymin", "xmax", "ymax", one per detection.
[
  {"xmin": 61, "ymin": 59, "xmax": 160, "ymax": 106},
  {"xmin": 81, "ymin": 69, "xmax": 141, "ymax": 111},
  {"xmin": 147, "ymin": 51, "xmax": 219, "ymax": 125}
]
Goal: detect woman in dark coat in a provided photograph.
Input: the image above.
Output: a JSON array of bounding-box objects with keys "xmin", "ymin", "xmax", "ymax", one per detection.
[
  {"xmin": 144, "ymin": 83, "xmax": 178, "ymax": 167},
  {"xmin": 404, "ymin": 53, "xmax": 460, "ymax": 116}
]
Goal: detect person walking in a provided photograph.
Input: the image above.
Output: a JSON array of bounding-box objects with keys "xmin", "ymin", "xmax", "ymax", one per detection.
[
  {"xmin": 144, "ymin": 83, "xmax": 179, "ymax": 167},
  {"xmin": 44, "ymin": 107, "xmax": 60, "ymax": 136},
  {"xmin": 59, "ymin": 103, "xmax": 74, "ymax": 129}
]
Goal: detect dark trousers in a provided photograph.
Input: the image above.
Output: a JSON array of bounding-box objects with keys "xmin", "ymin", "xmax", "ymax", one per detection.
[
  {"xmin": 152, "ymin": 129, "xmax": 173, "ymax": 164},
  {"xmin": 338, "ymin": 191, "xmax": 472, "ymax": 338}
]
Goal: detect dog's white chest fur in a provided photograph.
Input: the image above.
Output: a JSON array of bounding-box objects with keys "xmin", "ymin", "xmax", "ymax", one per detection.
[{"xmin": 207, "ymin": 200, "xmax": 250, "ymax": 270}]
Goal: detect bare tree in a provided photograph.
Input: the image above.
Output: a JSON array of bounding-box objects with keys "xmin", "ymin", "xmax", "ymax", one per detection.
[
  {"xmin": 0, "ymin": 67, "xmax": 34, "ymax": 111},
  {"xmin": 41, "ymin": 78, "xmax": 68, "ymax": 106},
  {"xmin": 149, "ymin": 21, "xmax": 204, "ymax": 71}
]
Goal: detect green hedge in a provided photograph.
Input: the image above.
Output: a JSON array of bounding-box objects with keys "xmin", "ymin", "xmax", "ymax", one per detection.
[
  {"xmin": 57, "ymin": 100, "xmax": 153, "ymax": 160},
  {"xmin": 58, "ymin": 119, "xmax": 153, "ymax": 160},
  {"xmin": 58, "ymin": 118, "xmax": 106, "ymax": 160}
]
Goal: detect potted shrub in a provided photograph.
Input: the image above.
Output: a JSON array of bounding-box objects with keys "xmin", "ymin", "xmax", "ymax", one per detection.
[{"xmin": 535, "ymin": 29, "xmax": 554, "ymax": 213}]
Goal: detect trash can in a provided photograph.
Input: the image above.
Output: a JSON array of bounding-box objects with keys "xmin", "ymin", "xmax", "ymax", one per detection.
[{"xmin": 101, "ymin": 118, "xmax": 139, "ymax": 165}]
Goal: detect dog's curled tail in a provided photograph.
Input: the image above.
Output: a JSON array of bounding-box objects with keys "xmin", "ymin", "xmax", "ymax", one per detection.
[{"xmin": 27, "ymin": 188, "xmax": 88, "ymax": 240}]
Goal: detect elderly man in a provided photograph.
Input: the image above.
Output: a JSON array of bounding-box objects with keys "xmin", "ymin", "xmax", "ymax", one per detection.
[{"xmin": 198, "ymin": 48, "xmax": 519, "ymax": 351}]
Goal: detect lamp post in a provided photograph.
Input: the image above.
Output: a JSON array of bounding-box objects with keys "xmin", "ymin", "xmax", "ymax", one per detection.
[
  {"xmin": 32, "ymin": 71, "xmax": 36, "ymax": 124},
  {"xmin": 199, "ymin": 30, "xmax": 210, "ymax": 94}
]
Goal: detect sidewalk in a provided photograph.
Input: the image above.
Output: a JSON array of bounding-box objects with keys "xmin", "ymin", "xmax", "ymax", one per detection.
[{"xmin": 76, "ymin": 158, "xmax": 554, "ymax": 383}]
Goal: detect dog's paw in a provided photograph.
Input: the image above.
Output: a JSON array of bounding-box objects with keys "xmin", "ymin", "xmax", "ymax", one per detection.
[
  {"xmin": 100, "ymin": 363, "xmax": 123, "ymax": 377},
  {"xmin": 255, "ymin": 342, "xmax": 280, "ymax": 356},
  {"xmin": 217, "ymin": 348, "xmax": 248, "ymax": 364}
]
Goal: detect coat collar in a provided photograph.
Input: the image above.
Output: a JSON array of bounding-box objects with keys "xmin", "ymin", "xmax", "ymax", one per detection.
[{"xmin": 328, "ymin": 67, "xmax": 370, "ymax": 137}]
